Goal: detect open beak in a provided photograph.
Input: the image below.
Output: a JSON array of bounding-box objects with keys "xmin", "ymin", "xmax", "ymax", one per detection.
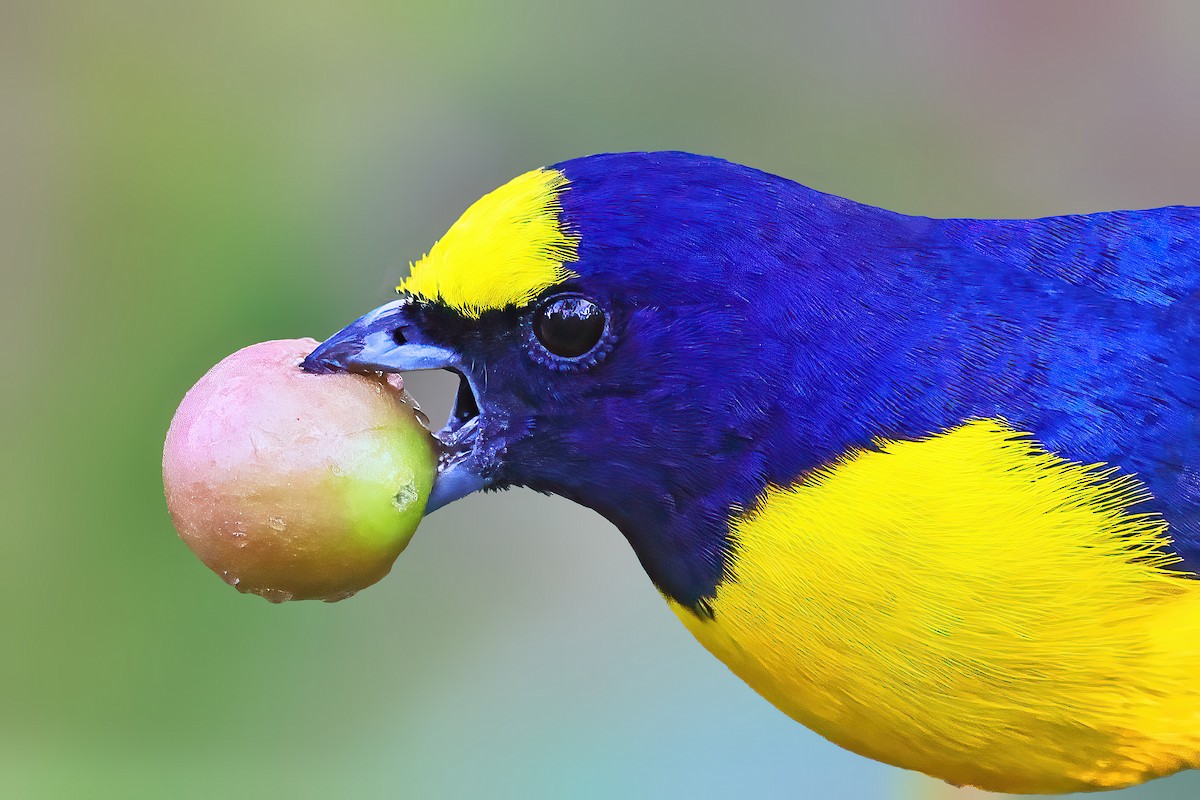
[{"xmin": 303, "ymin": 299, "xmax": 489, "ymax": 513}]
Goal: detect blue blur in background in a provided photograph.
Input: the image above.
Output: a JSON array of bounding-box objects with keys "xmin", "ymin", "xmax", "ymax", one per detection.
[{"xmin": 3, "ymin": 2, "xmax": 1199, "ymax": 798}]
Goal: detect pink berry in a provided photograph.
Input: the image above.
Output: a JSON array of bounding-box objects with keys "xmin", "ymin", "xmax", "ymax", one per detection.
[{"xmin": 163, "ymin": 338, "xmax": 435, "ymax": 602}]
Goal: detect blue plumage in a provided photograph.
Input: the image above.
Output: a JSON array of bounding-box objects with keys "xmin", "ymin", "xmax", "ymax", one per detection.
[
  {"xmin": 542, "ymin": 152, "xmax": 1200, "ymax": 607},
  {"xmin": 303, "ymin": 150, "xmax": 1200, "ymax": 790}
]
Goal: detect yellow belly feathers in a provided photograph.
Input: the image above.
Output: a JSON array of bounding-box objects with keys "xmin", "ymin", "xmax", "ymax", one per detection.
[{"xmin": 668, "ymin": 419, "xmax": 1200, "ymax": 794}]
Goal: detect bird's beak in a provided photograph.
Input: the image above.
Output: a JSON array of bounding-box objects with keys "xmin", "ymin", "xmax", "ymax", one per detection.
[
  {"xmin": 302, "ymin": 299, "xmax": 458, "ymax": 375},
  {"xmin": 303, "ymin": 299, "xmax": 489, "ymax": 513}
]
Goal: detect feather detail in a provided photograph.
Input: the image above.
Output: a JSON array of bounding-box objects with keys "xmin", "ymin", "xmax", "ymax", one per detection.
[
  {"xmin": 398, "ymin": 168, "xmax": 579, "ymax": 317},
  {"xmin": 671, "ymin": 419, "xmax": 1200, "ymax": 794}
]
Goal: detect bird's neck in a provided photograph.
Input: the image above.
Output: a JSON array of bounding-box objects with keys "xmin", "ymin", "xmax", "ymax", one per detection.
[
  {"xmin": 521, "ymin": 399, "xmax": 804, "ymax": 613},
  {"xmin": 546, "ymin": 469, "xmax": 746, "ymax": 614}
]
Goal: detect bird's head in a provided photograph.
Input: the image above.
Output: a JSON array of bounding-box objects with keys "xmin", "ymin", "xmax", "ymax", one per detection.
[{"xmin": 305, "ymin": 151, "xmax": 874, "ymax": 606}]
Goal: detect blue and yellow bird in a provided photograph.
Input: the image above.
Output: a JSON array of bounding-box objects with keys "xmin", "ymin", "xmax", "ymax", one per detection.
[{"xmin": 304, "ymin": 151, "xmax": 1200, "ymax": 794}]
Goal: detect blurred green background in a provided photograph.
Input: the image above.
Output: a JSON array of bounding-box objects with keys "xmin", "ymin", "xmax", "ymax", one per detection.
[{"xmin": 5, "ymin": 1, "xmax": 1200, "ymax": 798}]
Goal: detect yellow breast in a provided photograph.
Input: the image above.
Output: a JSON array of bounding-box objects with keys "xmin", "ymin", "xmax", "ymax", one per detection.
[{"xmin": 669, "ymin": 419, "xmax": 1200, "ymax": 794}]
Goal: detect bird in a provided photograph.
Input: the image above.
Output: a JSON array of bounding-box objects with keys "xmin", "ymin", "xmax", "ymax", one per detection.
[{"xmin": 303, "ymin": 151, "xmax": 1200, "ymax": 794}]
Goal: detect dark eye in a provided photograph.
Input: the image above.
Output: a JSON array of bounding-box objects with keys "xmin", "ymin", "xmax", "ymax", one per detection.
[{"xmin": 533, "ymin": 295, "xmax": 606, "ymax": 358}]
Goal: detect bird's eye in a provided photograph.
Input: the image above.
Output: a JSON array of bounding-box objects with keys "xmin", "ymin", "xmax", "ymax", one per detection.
[{"xmin": 533, "ymin": 295, "xmax": 607, "ymax": 359}]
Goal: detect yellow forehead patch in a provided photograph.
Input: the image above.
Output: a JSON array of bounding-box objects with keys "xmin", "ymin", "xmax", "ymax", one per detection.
[{"xmin": 397, "ymin": 168, "xmax": 580, "ymax": 318}]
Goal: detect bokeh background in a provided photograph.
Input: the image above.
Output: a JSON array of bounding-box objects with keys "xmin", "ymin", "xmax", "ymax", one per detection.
[{"xmin": 5, "ymin": 1, "xmax": 1200, "ymax": 798}]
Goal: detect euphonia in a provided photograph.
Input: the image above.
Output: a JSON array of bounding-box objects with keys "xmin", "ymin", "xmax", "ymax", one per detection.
[{"xmin": 304, "ymin": 151, "xmax": 1200, "ymax": 794}]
